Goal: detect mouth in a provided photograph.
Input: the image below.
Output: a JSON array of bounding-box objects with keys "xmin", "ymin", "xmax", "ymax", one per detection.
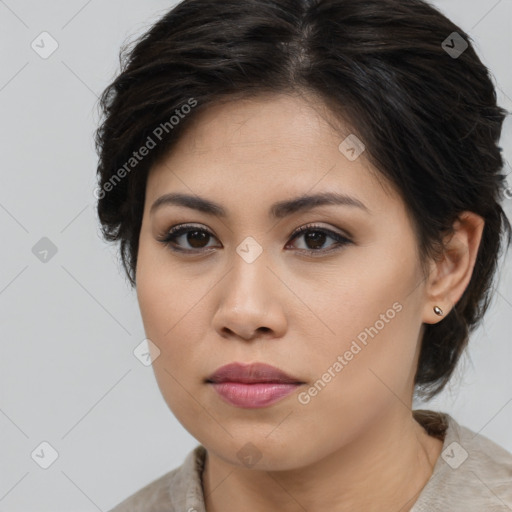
[{"xmin": 205, "ymin": 362, "xmax": 305, "ymax": 408}]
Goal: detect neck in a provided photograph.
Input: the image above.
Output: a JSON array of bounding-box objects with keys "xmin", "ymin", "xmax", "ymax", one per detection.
[{"xmin": 202, "ymin": 407, "xmax": 444, "ymax": 512}]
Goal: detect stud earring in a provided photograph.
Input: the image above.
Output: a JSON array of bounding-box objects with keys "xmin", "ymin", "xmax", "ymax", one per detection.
[{"xmin": 433, "ymin": 305, "xmax": 444, "ymax": 317}]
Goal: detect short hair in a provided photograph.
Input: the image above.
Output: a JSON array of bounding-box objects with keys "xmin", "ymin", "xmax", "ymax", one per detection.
[{"xmin": 94, "ymin": 0, "xmax": 511, "ymax": 399}]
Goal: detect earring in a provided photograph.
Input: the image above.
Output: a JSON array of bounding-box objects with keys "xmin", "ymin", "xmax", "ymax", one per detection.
[{"xmin": 433, "ymin": 305, "xmax": 444, "ymax": 317}]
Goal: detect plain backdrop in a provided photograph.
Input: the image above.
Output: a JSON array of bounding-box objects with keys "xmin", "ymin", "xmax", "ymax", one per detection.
[{"xmin": 0, "ymin": 1, "xmax": 511, "ymax": 510}]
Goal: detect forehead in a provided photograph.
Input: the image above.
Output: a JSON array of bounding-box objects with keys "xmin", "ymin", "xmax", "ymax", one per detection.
[
  {"xmin": 175, "ymin": 93, "xmax": 345, "ymax": 156},
  {"xmin": 145, "ymin": 93, "xmax": 399, "ymax": 216}
]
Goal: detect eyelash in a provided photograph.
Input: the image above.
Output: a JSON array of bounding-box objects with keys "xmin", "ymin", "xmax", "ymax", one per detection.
[{"xmin": 157, "ymin": 223, "xmax": 353, "ymax": 257}]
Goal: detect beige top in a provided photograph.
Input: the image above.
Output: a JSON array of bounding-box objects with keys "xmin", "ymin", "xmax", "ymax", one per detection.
[{"xmin": 108, "ymin": 410, "xmax": 512, "ymax": 511}]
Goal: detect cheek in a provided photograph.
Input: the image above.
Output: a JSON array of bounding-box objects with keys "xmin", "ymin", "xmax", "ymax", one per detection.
[
  {"xmin": 136, "ymin": 268, "xmax": 210, "ymax": 428},
  {"xmin": 301, "ymin": 299, "xmax": 418, "ymax": 401},
  {"xmin": 135, "ymin": 243, "xmax": 213, "ymax": 371},
  {"xmin": 299, "ymin": 247, "xmax": 423, "ymax": 397},
  {"xmin": 136, "ymin": 235, "xmax": 188, "ymax": 336},
  {"xmin": 291, "ymin": 298, "xmax": 421, "ymax": 458},
  {"xmin": 137, "ymin": 272, "xmax": 198, "ymax": 365},
  {"xmin": 136, "ymin": 254, "xmax": 191, "ymax": 397}
]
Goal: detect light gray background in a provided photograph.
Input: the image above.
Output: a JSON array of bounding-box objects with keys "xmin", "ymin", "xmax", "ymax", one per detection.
[{"xmin": 0, "ymin": 1, "xmax": 511, "ymax": 510}]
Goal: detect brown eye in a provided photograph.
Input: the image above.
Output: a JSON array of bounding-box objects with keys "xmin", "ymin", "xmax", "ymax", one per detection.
[
  {"xmin": 158, "ymin": 223, "xmax": 352, "ymax": 256},
  {"xmin": 158, "ymin": 224, "xmax": 219, "ymax": 252},
  {"xmin": 302, "ymin": 230, "xmax": 328, "ymax": 250},
  {"xmin": 185, "ymin": 229, "xmax": 211, "ymax": 248},
  {"xmin": 287, "ymin": 225, "xmax": 352, "ymax": 254}
]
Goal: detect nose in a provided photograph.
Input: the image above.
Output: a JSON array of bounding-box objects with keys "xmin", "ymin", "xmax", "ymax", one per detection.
[{"xmin": 212, "ymin": 251, "xmax": 288, "ymax": 342}]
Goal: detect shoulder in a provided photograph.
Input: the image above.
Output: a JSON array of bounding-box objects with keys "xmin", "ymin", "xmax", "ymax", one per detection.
[
  {"xmin": 412, "ymin": 410, "xmax": 512, "ymax": 512},
  {"xmin": 448, "ymin": 415, "xmax": 512, "ymax": 507},
  {"xmin": 107, "ymin": 444, "xmax": 207, "ymax": 512}
]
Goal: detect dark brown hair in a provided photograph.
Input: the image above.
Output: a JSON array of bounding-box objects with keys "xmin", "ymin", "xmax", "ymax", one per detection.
[{"xmin": 94, "ymin": 0, "xmax": 511, "ymax": 399}]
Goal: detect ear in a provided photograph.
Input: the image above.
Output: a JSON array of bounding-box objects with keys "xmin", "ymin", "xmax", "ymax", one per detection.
[{"xmin": 422, "ymin": 211, "xmax": 485, "ymax": 324}]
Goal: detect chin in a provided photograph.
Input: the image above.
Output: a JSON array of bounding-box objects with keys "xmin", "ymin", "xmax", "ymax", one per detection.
[{"xmin": 197, "ymin": 429, "xmax": 325, "ymax": 472}]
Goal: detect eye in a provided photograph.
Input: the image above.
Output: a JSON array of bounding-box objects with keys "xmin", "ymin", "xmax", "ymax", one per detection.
[
  {"xmin": 157, "ymin": 224, "xmax": 220, "ymax": 252},
  {"xmin": 286, "ymin": 224, "xmax": 352, "ymax": 255},
  {"xmin": 157, "ymin": 223, "xmax": 352, "ymax": 255}
]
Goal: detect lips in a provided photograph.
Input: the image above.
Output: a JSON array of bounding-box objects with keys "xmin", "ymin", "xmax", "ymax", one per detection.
[
  {"xmin": 206, "ymin": 362, "xmax": 304, "ymax": 408},
  {"xmin": 206, "ymin": 362, "xmax": 302, "ymax": 384}
]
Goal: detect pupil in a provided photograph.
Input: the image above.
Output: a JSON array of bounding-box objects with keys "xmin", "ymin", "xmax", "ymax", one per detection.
[
  {"xmin": 306, "ymin": 231, "xmax": 325, "ymax": 249},
  {"xmin": 188, "ymin": 230, "xmax": 209, "ymax": 248}
]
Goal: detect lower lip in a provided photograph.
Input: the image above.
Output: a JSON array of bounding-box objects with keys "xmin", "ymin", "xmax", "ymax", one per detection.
[{"xmin": 209, "ymin": 382, "xmax": 301, "ymax": 408}]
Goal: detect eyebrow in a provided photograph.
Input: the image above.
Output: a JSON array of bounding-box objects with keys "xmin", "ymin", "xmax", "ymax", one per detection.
[{"xmin": 150, "ymin": 191, "xmax": 370, "ymax": 218}]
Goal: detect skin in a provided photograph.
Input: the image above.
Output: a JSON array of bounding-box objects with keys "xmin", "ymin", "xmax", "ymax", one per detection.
[{"xmin": 135, "ymin": 92, "xmax": 484, "ymax": 512}]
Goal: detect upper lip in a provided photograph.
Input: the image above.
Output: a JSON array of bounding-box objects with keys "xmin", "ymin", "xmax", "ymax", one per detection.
[{"xmin": 206, "ymin": 362, "xmax": 303, "ymax": 384}]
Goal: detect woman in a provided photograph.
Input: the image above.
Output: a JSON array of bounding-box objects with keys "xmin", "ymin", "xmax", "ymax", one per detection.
[{"xmin": 95, "ymin": 0, "xmax": 512, "ymax": 510}]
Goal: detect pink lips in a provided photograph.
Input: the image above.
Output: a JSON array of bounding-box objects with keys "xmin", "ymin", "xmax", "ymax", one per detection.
[{"xmin": 206, "ymin": 362, "xmax": 304, "ymax": 408}]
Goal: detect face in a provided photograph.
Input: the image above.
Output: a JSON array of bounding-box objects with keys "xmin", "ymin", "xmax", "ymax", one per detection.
[{"xmin": 136, "ymin": 92, "xmax": 431, "ymax": 471}]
